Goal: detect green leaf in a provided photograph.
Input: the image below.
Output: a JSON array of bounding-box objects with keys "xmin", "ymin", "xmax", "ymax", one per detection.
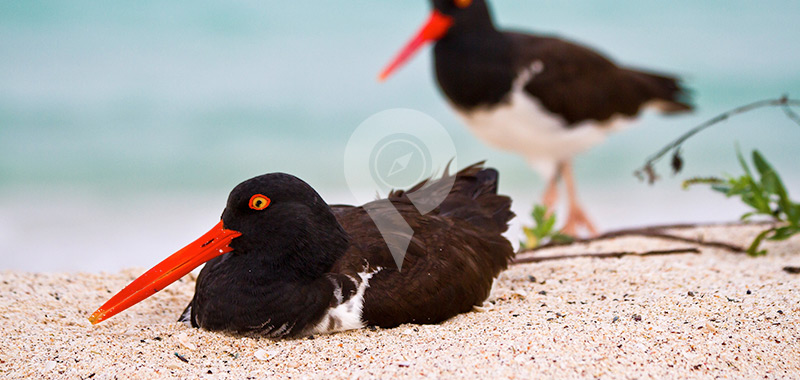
[
  {"xmin": 529, "ymin": 205, "xmax": 554, "ymax": 238},
  {"xmin": 751, "ymin": 150, "xmax": 775, "ymax": 178},
  {"xmin": 744, "ymin": 175, "xmax": 772, "ymax": 213},
  {"xmin": 788, "ymin": 204, "xmax": 800, "ymax": 225},
  {"xmin": 753, "ymin": 150, "xmax": 791, "ymax": 199},
  {"xmin": 768, "ymin": 226, "xmax": 800, "ymax": 241},
  {"xmin": 741, "ymin": 192, "xmax": 770, "ymax": 214},
  {"xmin": 746, "ymin": 228, "xmax": 773, "ymax": 256},
  {"xmin": 760, "ymin": 171, "xmax": 781, "ymax": 196},
  {"xmin": 752, "ymin": 152, "xmax": 795, "ymax": 222},
  {"xmin": 711, "ymin": 183, "xmax": 733, "ymax": 194},
  {"xmin": 725, "ymin": 177, "xmax": 753, "ymax": 197},
  {"xmin": 532, "ymin": 205, "xmax": 546, "ymax": 223},
  {"xmin": 739, "ymin": 212, "xmax": 756, "ymax": 221},
  {"xmin": 774, "ymin": 183, "xmax": 795, "ymax": 222},
  {"xmin": 541, "ymin": 214, "xmax": 556, "ymax": 235},
  {"xmin": 736, "ymin": 145, "xmax": 753, "ymax": 178},
  {"xmin": 779, "ymin": 199, "xmax": 798, "ymax": 224}
]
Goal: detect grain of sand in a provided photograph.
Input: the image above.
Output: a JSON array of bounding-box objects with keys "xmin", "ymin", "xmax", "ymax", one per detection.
[{"xmin": 1, "ymin": 224, "xmax": 798, "ymax": 379}]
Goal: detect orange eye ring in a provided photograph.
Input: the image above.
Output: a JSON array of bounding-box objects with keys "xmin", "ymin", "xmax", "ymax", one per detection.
[
  {"xmin": 454, "ymin": 0, "xmax": 472, "ymax": 8},
  {"xmin": 249, "ymin": 194, "xmax": 271, "ymax": 210}
]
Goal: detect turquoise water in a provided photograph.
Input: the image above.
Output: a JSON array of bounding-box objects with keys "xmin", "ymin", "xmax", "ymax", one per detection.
[{"xmin": 1, "ymin": 1, "xmax": 799, "ymax": 271}]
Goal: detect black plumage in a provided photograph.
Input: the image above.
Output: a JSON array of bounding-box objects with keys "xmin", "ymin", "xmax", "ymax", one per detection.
[{"xmin": 180, "ymin": 162, "xmax": 514, "ymax": 337}]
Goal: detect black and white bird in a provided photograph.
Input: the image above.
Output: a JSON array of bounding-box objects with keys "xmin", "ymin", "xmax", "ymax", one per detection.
[
  {"xmin": 380, "ymin": 0, "xmax": 693, "ymax": 235},
  {"xmin": 89, "ymin": 163, "xmax": 514, "ymax": 338}
]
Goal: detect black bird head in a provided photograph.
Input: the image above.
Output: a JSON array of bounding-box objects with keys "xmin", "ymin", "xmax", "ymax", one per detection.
[
  {"xmin": 379, "ymin": 0, "xmax": 494, "ymax": 81},
  {"xmin": 221, "ymin": 173, "xmax": 349, "ymax": 277},
  {"xmin": 89, "ymin": 172, "xmax": 349, "ymax": 325}
]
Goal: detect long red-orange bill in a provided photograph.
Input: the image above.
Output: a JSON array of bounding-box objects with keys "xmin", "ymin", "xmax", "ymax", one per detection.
[
  {"xmin": 88, "ymin": 220, "xmax": 241, "ymax": 324},
  {"xmin": 378, "ymin": 10, "xmax": 453, "ymax": 81}
]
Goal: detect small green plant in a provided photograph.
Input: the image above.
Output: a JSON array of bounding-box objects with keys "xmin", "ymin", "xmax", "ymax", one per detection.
[
  {"xmin": 683, "ymin": 149, "xmax": 800, "ymax": 256},
  {"xmin": 519, "ymin": 205, "xmax": 574, "ymax": 250}
]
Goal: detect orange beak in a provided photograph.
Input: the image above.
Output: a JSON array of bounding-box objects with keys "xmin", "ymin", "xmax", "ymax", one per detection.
[
  {"xmin": 88, "ymin": 220, "xmax": 241, "ymax": 324},
  {"xmin": 378, "ymin": 10, "xmax": 454, "ymax": 81}
]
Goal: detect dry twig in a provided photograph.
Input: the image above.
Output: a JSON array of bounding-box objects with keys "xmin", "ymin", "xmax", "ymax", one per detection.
[
  {"xmin": 636, "ymin": 95, "xmax": 800, "ymax": 184},
  {"xmin": 517, "ymin": 221, "xmax": 759, "ymax": 257},
  {"xmin": 512, "ymin": 247, "xmax": 700, "ymax": 264}
]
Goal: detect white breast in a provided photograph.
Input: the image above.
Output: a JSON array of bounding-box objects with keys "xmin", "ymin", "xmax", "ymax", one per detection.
[
  {"xmin": 305, "ymin": 268, "xmax": 381, "ymax": 336},
  {"xmin": 456, "ymin": 62, "xmax": 633, "ymax": 178}
]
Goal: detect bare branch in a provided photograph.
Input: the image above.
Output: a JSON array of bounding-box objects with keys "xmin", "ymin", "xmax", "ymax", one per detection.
[
  {"xmin": 595, "ymin": 230, "xmax": 745, "ymax": 252},
  {"xmin": 516, "ymin": 221, "xmax": 768, "ymax": 256},
  {"xmin": 635, "ymin": 96, "xmax": 800, "ymax": 184},
  {"xmin": 512, "ymin": 248, "xmax": 700, "ymax": 264}
]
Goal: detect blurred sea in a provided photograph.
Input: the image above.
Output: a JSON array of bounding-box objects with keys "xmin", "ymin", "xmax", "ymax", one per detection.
[{"xmin": 1, "ymin": 1, "xmax": 799, "ymax": 271}]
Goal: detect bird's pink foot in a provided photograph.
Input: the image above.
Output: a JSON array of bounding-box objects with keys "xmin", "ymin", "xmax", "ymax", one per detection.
[{"xmin": 561, "ymin": 205, "xmax": 597, "ymax": 237}]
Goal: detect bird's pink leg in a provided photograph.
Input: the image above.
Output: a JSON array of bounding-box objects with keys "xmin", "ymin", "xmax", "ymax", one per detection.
[
  {"xmin": 541, "ymin": 163, "xmax": 562, "ymax": 215},
  {"xmin": 561, "ymin": 160, "xmax": 598, "ymax": 236}
]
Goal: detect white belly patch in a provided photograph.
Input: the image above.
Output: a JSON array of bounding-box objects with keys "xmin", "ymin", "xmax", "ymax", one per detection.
[
  {"xmin": 305, "ymin": 268, "xmax": 381, "ymax": 335},
  {"xmin": 456, "ymin": 64, "xmax": 634, "ymax": 177}
]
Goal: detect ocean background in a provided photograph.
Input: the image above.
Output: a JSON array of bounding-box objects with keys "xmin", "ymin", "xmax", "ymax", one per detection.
[{"xmin": 1, "ymin": 1, "xmax": 799, "ymax": 272}]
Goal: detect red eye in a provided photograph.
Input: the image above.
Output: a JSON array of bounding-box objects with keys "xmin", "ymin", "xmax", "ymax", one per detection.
[
  {"xmin": 249, "ymin": 194, "xmax": 271, "ymax": 210},
  {"xmin": 454, "ymin": 0, "xmax": 472, "ymax": 8}
]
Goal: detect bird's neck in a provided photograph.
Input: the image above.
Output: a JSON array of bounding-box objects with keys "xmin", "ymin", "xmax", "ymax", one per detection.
[
  {"xmin": 433, "ymin": 31, "xmax": 514, "ymax": 110},
  {"xmin": 258, "ymin": 230, "xmax": 350, "ymax": 282}
]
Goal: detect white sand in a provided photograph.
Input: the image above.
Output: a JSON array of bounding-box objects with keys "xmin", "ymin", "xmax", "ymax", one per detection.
[{"xmin": 1, "ymin": 223, "xmax": 798, "ymax": 379}]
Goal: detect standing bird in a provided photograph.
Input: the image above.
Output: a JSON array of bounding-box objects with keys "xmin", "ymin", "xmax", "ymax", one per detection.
[
  {"xmin": 89, "ymin": 163, "xmax": 514, "ymax": 338},
  {"xmin": 379, "ymin": 0, "xmax": 693, "ymax": 235}
]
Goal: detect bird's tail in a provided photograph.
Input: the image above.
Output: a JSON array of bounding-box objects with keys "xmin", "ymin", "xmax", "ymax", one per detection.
[
  {"xmin": 627, "ymin": 69, "xmax": 694, "ymax": 114},
  {"xmin": 389, "ymin": 161, "xmax": 514, "ymax": 233}
]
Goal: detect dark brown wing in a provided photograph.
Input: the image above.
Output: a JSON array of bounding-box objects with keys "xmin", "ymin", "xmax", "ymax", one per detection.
[
  {"xmin": 329, "ymin": 163, "xmax": 514, "ymax": 327},
  {"xmin": 507, "ymin": 32, "xmax": 693, "ymax": 126}
]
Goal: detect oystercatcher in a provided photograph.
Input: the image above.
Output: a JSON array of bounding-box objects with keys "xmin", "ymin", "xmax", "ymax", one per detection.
[
  {"xmin": 379, "ymin": 0, "xmax": 693, "ymax": 234},
  {"xmin": 89, "ymin": 163, "xmax": 514, "ymax": 337}
]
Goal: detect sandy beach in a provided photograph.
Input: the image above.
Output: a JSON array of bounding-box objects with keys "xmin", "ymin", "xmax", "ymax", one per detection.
[{"xmin": 1, "ymin": 223, "xmax": 798, "ymax": 379}]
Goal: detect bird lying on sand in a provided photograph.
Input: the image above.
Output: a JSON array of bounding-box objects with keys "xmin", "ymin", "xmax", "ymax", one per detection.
[{"xmin": 89, "ymin": 162, "xmax": 514, "ymax": 338}]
